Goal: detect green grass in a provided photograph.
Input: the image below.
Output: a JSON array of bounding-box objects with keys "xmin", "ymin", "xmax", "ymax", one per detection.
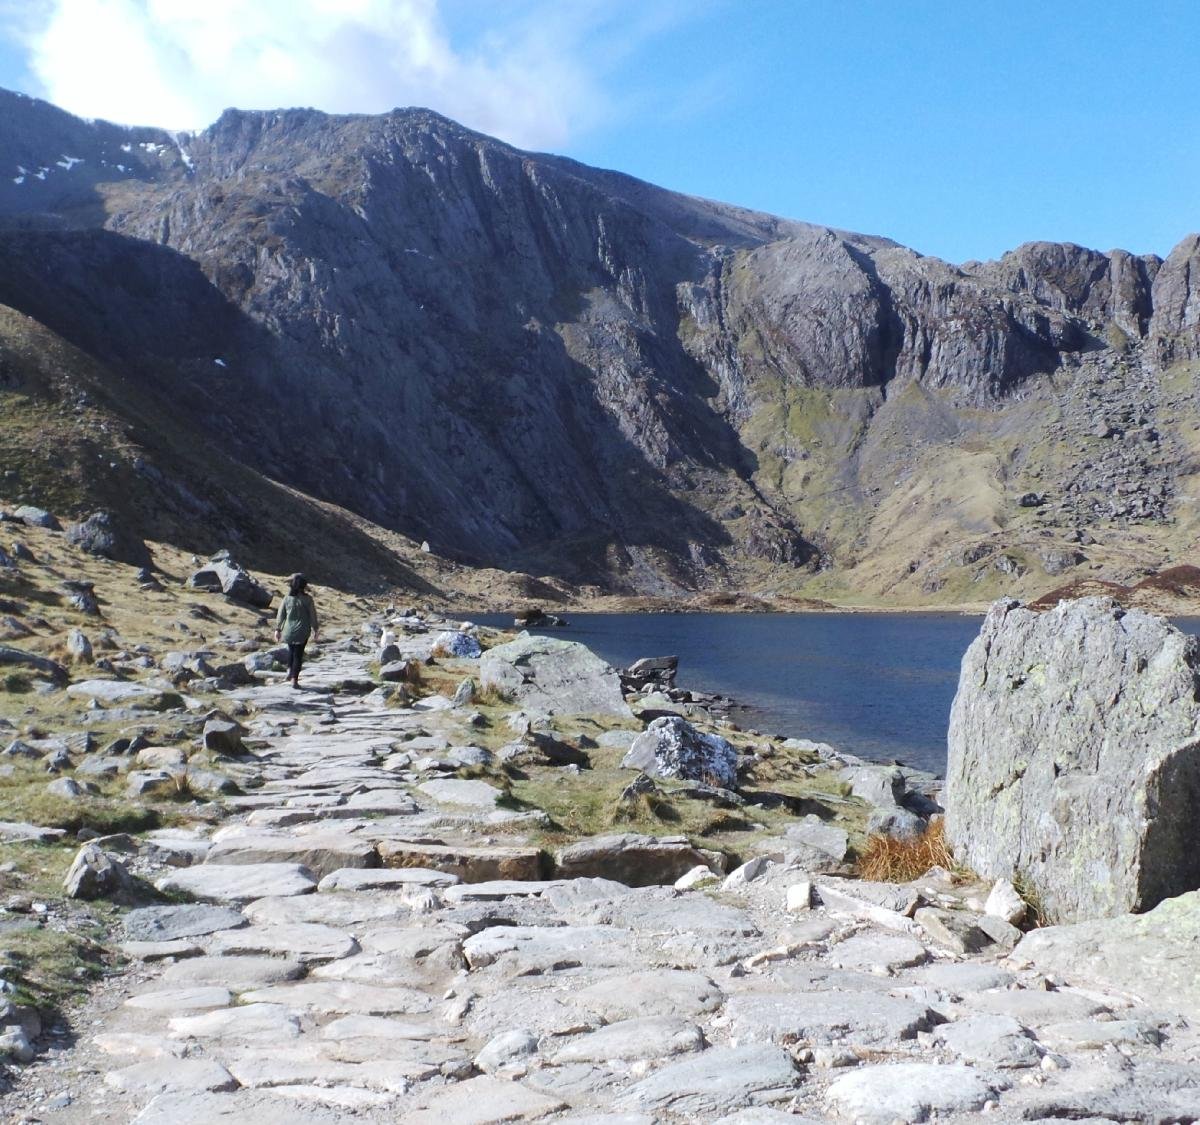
[
  {"xmin": 0, "ymin": 842, "xmax": 121, "ymax": 1016},
  {"xmin": 0, "ymin": 762, "xmax": 162, "ymax": 835}
]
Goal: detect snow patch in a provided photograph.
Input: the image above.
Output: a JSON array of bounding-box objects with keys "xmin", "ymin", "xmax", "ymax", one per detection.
[
  {"xmin": 120, "ymin": 143, "xmax": 132, "ymax": 153},
  {"xmin": 56, "ymin": 155, "xmax": 83, "ymax": 170},
  {"xmin": 139, "ymin": 142, "xmax": 163, "ymax": 154},
  {"xmin": 116, "ymin": 164, "xmax": 127, "ymax": 173},
  {"xmin": 213, "ymin": 358, "xmax": 227, "ymax": 368},
  {"xmin": 33, "ymin": 169, "xmax": 47, "ymax": 180},
  {"xmin": 12, "ymin": 177, "xmax": 23, "ymax": 185}
]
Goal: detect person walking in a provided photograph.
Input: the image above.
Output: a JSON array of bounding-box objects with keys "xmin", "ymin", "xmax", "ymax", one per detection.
[{"xmin": 274, "ymin": 573, "xmax": 319, "ymax": 689}]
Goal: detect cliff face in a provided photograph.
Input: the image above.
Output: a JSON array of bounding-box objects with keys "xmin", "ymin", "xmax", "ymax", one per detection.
[{"xmin": 1, "ymin": 89, "xmax": 1198, "ymax": 598}]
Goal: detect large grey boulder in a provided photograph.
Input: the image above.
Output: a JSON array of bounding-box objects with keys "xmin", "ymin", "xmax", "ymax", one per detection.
[
  {"xmin": 622, "ymin": 716, "xmax": 738, "ymax": 789},
  {"xmin": 946, "ymin": 597, "xmax": 1200, "ymax": 923},
  {"xmin": 14, "ymin": 506, "xmax": 60, "ymax": 529},
  {"xmin": 479, "ymin": 634, "xmax": 632, "ymax": 718},
  {"xmin": 66, "ymin": 510, "xmax": 152, "ymax": 568},
  {"xmin": 188, "ymin": 554, "xmax": 272, "ymax": 608}
]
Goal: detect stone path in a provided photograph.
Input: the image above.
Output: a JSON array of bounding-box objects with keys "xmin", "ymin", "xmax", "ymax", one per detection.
[{"xmin": 6, "ymin": 638, "xmax": 1200, "ymax": 1123}]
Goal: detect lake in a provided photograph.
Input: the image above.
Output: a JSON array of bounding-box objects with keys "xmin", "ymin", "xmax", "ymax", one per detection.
[{"xmin": 466, "ymin": 611, "xmax": 1200, "ymax": 777}]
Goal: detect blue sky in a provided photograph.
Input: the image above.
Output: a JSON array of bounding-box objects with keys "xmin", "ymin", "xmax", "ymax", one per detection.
[{"xmin": 1, "ymin": 0, "xmax": 1195, "ymax": 263}]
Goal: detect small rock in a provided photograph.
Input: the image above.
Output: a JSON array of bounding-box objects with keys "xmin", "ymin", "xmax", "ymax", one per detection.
[
  {"xmin": 721, "ymin": 856, "xmax": 773, "ymax": 890},
  {"xmin": 474, "ymin": 1028, "xmax": 539, "ymax": 1073},
  {"xmin": 786, "ymin": 881, "xmax": 813, "ymax": 912},
  {"xmin": 63, "ymin": 843, "xmax": 131, "ymax": 900},
  {"xmin": 985, "ymin": 878, "xmax": 1028, "ymax": 925}
]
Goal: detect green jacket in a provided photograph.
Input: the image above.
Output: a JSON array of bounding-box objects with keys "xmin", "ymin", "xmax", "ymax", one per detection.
[{"xmin": 276, "ymin": 594, "xmax": 318, "ymax": 644}]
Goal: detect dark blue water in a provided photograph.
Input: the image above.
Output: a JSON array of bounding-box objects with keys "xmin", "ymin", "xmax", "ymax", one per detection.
[{"xmin": 467, "ymin": 612, "xmax": 1200, "ymax": 776}]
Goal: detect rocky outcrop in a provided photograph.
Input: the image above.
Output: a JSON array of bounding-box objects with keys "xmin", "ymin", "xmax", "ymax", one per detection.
[
  {"xmin": 1150, "ymin": 233, "xmax": 1200, "ymax": 361},
  {"xmin": 479, "ymin": 635, "xmax": 632, "ymax": 718},
  {"xmin": 945, "ymin": 597, "xmax": 1200, "ymax": 923},
  {"xmin": 3, "ymin": 92, "xmax": 1198, "ymax": 596}
]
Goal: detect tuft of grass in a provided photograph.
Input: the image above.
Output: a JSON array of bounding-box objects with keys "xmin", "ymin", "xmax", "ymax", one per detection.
[
  {"xmin": 856, "ymin": 820, "xmax": 958, "ymax": 883},
  {"xmin": 611, "ymin": 790, "xmax": 680, "ymax": 826},
  {"xmin": 1011, "ymin": 872, "xmax": 1049, "ymax": 928},
  {"xmin": 473, "ymin": 682, "xmax": 509, "ymax": 706}
]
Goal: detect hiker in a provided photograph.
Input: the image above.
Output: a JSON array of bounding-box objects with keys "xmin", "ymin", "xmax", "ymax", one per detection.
[{"xmin": 274, "ymin": 573, "xmax": 319, "ymax": 688}]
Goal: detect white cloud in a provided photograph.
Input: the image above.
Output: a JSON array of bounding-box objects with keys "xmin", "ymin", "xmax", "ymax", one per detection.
[{"xmin": 2, "ymin": 0, "xmax": 665, "ymax": 148}]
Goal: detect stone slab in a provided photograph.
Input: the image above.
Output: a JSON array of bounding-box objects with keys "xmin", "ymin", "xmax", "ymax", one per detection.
[{"xmin": 156, "ymin": 863, "xmax": 316, "ymax": 903}]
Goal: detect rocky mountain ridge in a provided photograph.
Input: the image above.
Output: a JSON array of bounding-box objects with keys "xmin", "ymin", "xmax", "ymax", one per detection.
[{"xmin": 0, "ymin": 87, "xmax": 1197, "ymax": 601}]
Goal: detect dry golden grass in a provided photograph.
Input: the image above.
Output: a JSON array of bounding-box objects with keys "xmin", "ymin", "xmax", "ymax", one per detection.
[{"xmin": 856, "ymin": 819, "xmax": 957, "ymax": 883}]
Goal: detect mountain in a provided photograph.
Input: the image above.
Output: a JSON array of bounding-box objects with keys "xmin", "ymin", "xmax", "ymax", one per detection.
[{"xmin": 0, "ymin": 88, "xmax": 1198, "ymax": 603}]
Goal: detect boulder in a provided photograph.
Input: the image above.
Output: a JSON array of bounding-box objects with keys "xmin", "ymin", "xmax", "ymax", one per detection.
[
  {"xmin": 0, "ymin": 645, "xmax": 68, "ymax": 686},
  {"xmin": 946, "ymin": 597, "xmax": 1200, "ymax": 923},
  {"xmin": 13, "ymin": 506, "xmax": 60, "ymax": 530},
  {"xmin": 202, "ymin": 717, "xmax": 246, "ymax": 755},
  {"xmin": 66, "ymin": 510, "xmax": 151, "ymax": 568},
  {"xmin": 479, "ymin": 634, "xmax": 633, "ymax": 718},
  {"xmin": 187, "ymin": 555, "xmax": 271, "ymax": 608},
  {"xmin": 432, "ymin": 630, "xmax": 482, "ymax": 659},
  {"xmin": 555, "ymin": 833, "xmax": 720, "ymax": 887},
  {"xmin": 621, "ymin": 716, "xmax": 738, "ymax": 790}
]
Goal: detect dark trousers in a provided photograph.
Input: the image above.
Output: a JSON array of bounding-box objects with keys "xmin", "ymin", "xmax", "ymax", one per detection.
[{"xmin": 287, "ymin": 641, "xmax": 307, "ymax": 682}]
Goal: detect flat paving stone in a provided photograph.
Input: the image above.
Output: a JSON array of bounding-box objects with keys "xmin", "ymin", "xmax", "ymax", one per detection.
[
  {"xmin": 169, "ymin": 1003, "xmax": 302, "ymax": 1042},
  {"xmin": 240, "ymin": 980, "xmax": 435, "ymax": 1015},
  {"xmin": 104, "ymin": 1058, "xmax": 238, "ymax": 1097},
  {"xmin": 206, "ymin": 921, "xmax": 359, "ymax": 962},
  {"xmin": 553, "ymin": 1016, "xmax": 706, "ymax": 1063},
  {"xmin": 124, "ymin": 986, "xmax": 232, "ymax": 1012},
  {"xmin": 243, "ymin": 893, "xmax": 405, "ymax": 927},
  {"xmin": 935, "ymin": 1013, "xmax": 1042, "ymax": 1067},
  {"xmin": 161, "ymin": 955, "xmax": 306, "ymax": 989},
  {"xmin": 1039, "ymin": 1018, "xmax": 1164, "ymax": 1049},
  {"xmin": 907, "ymin": 962, "xmax": 1016, "ymax": 993},
  {"xmin": 319, "ymin": 1014, "xmax": 455, "ymax": 1042},
  {"xmin": 157, "ymin": 863, "xmax": 316, "ymax": 903},
  {"xmin": 92, "ymin": 1032, "xmax": 187, "ymax": 1060},
  {"xmin": 317, "ymin": 867, "xmax": 459, "ymax": 892},
  {"xmin": 825, "ymin": 1062, "xmax": 999, "ymax": 1123},
  {"xmin": 418, "ymin": 778, "xmax": 505, "ymax": 807},
  {"xmin": 615, "ymin": 1044, "xmax": 800, "ymax": 1116},
  {"xmin": 205, "ymin": 832, "xmax": 378, "ymax": 878},
  {"xmin": 965, "ymin": 986, "xmax": 1110, "ymax": 1026},
  {"xmin": 123, "ymin": 904, "xmax": 247, "ymax": 941},
  {"xmin": 573, "ymin": 969, "xmax": 725, "ymax": 1021},
  {"xmin": 398, "ymin": 1074, "xmax": 566, "ymax": 1124},
  {"xmin": 721, "ymin": 990, "xmax": 937, "ymax": 1046},
  {"xmin": 463, "ymin": 925, "xmax": 634, "ymax": 973},
  {"xmin": 826, "ymin": 932, "xmax": 930, "ymax": 974},
  {"xmin": 119, "ymin": 939, "xmax": 203, "ymax": 961},
  {"xmin": 130, "ymin": 1090, "xmax": 348, "ymax": 1124},
  {"xmin": 444, "ymin": 880, "xmax": 564, "ymax": 902},
  {"xmin": 227, "ymin": 1055, "xmax": 411, "ymax": 1093},
  {"xmin": 378, "ymin": 840, "xmax": 544, "ymax": 882}
]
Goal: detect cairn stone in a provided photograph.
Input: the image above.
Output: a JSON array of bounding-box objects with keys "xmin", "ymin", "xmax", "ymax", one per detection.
[{"xmin": 946, "ymin": 597, "xmax": 1200, "ymax": 923}]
